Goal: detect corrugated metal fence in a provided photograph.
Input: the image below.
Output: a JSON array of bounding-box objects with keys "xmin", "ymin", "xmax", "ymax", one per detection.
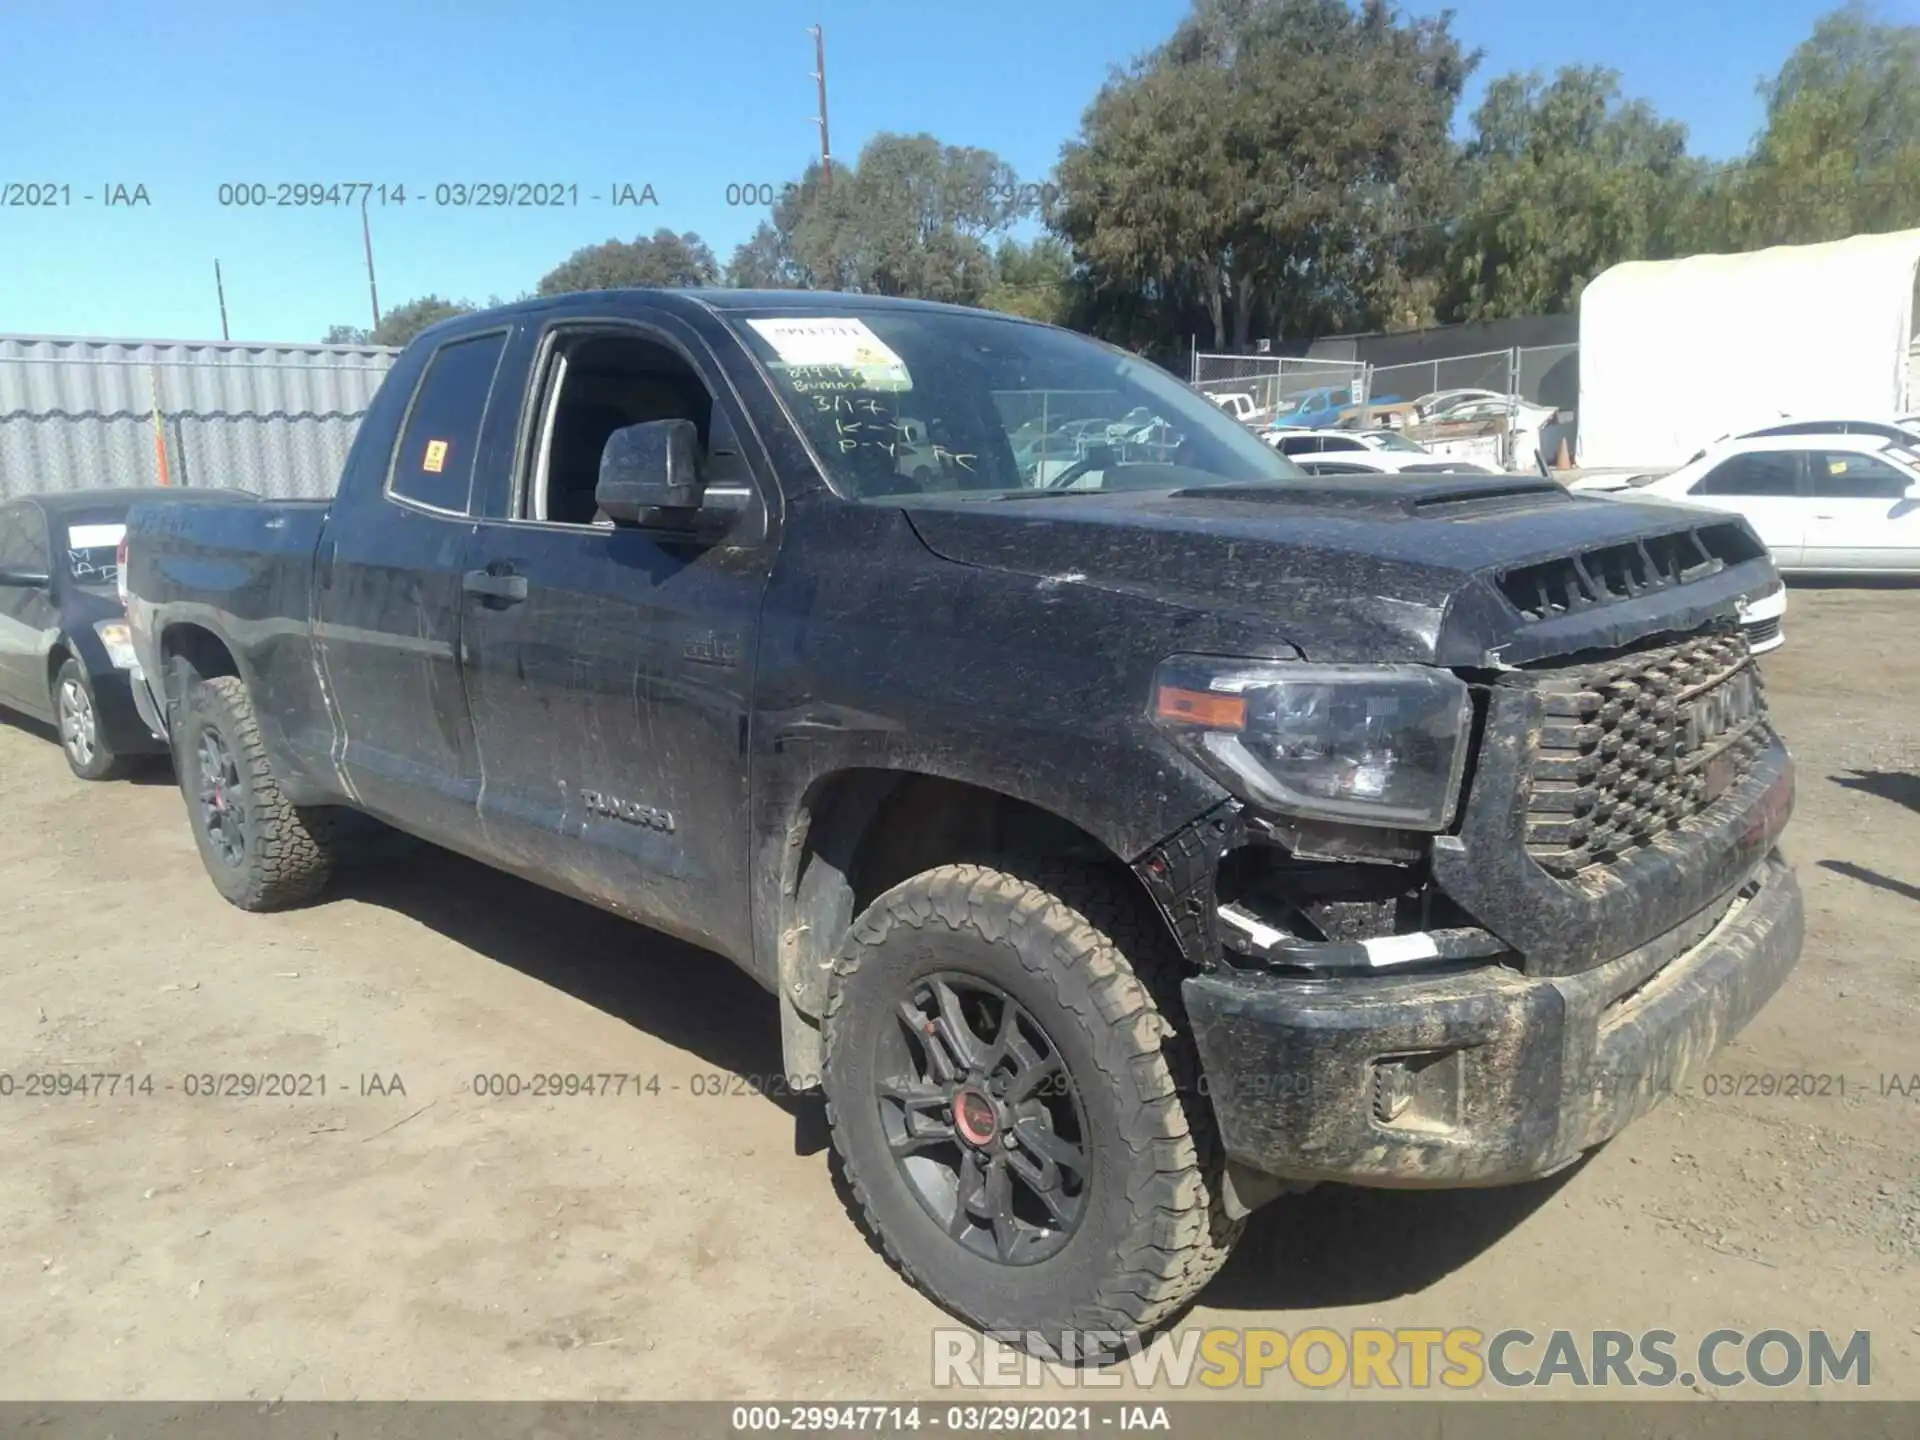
[{"xmin": 0, "ymin": 334, "xmax": 400, "ymax": 501}]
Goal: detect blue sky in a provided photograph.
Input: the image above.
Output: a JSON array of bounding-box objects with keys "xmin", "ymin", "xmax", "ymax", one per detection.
[{"xmin": 0, "ymin": 0, "xmax": 1901, "ymax": 344}]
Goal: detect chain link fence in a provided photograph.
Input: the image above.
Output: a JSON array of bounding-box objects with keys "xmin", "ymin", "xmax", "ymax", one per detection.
[
  {"xmin": 1191, "ymin": 341, "xmax": 1583, "ymax": 470},
  {"xmin": 1191, "ymin": 353, "xmax": 1368, "ymax": 425},
  {"xmin": 0, "ymin": 343, "xmax": 398, "ymax": 502},
  {"xmin": 1514, "ymin": 343, "xmax": 1579, "ymax": 412},
  {"xmin": 1361, "ymin": 349, "xmax": 1516, "ymax": 412}
]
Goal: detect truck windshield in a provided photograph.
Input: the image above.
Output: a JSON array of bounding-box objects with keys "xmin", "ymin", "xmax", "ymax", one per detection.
[{"xmin": 728, "ymin": 308, "xmax": 1309, "ymax": 502}]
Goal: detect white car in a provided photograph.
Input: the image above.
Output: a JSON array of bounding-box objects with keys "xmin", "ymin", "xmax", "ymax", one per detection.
[
  {"xmin": 1264, "ymin": 427, "xmax": 1430, "ymax": 459},
  {"xmin": 1208, "ymin": 391, "xmax": 1260, "ymax": 424},
  {"xmin": 1737, "ymin": 418, "xmax": 1920, "ymax": 446},
  {"xmin": 1574, "ymin": 432, "xmax": 1920, "ymax": 575},
  {"xmin": 1292, "ymin": 453, "xmax": 1502, "ymax": 477},
  {"xmin": 1735, "ymin": 579, "xmax": 1787, "ymax": 655}
]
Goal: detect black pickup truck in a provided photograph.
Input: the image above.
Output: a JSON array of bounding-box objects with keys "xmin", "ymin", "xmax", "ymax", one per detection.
[{"xmin": 125, "ymin": 290, "xmax": 1802, "ymax": 1351}]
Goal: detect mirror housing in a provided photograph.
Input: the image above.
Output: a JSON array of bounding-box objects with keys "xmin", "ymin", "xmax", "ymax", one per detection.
[
  {"xmin": 595, "ymin": 419, "xmax": 706, "ymax": 525},
  {"xmin": 0, "ymin": 565, "xmax": 51, "ymax": 588}
]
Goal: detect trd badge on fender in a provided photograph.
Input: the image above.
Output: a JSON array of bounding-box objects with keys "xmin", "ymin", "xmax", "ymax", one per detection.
[{"xmin": 580, "ymin": 789, "xmax": 676, "ymax": 832}]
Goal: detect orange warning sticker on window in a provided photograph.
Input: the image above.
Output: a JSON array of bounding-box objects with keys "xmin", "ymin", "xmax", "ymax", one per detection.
[{"xmin": 423, "ymin": 440, "xmax": 449, "ymax": 473}]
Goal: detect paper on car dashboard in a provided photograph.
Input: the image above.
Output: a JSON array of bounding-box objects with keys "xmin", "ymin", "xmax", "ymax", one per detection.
[
  {"xmin": 746, "ymin": 317, "xmax": 913, "ymax": 392},
  {"xmin": 68, "ymin": 523, "xmax": 126, "ymax": 550}
]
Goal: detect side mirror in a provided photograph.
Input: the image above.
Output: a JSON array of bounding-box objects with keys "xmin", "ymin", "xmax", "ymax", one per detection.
[
  {"xmin": 595, "ymin": 419, "xmax": 705, "ymax": 525},
  {"xmin": 0, "ymin": 565, "xmax": 51, "ymax": 588}
]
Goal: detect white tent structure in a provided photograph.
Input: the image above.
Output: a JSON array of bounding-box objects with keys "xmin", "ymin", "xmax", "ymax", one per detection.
[{"xmin": 1577, "ymin": 229, "xmax": 1920, "ymax": 469}]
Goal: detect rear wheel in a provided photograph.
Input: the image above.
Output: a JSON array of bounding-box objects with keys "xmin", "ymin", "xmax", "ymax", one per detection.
[
  {"xmin": 53, "ymin": 658, "xmax": 125, "ymax": 781},
  {"xmin": 822, "ymin": 862, "xmax": 1241, "ymax": 1356},
  {"xmin": 173, "ymin": 675, "xmax": 334, "ymax": 910}
]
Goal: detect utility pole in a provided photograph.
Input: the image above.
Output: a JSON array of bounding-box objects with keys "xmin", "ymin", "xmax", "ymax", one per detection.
[
  {"xmin": 213, "ymin": 259, "xmax": 231, "ymax": 341},
  {"xmin": 807, "ymin": 24, "xmax": 832, "ymax": 188},
  {"xmin": 361, "ymin": 193, "xmax": 382, "ymax": 333}
]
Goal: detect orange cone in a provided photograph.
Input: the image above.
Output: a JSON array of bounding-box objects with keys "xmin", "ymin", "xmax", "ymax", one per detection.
[{"xmin": 1554, "ymin": 436, "xmax": 1572, "ymax": 471}]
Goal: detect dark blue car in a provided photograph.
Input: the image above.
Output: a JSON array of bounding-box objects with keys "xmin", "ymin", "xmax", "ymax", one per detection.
[{"xmin": 0, "ymin": 487, "xmax": 243, "ymax": 778}]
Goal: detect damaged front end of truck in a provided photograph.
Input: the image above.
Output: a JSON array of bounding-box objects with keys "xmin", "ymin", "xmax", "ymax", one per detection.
[{"xmin": 1126, "ymin": 502, "xmax": 1804, "ymax": 1198}]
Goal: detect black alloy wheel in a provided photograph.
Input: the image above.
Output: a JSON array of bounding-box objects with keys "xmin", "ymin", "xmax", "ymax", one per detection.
[
  {"xmin": 194, "ymin": 724, "xmax": 248, "ymax": 868},
  {"xmin": 878, "ymin": 972, "xmax": 1090, "ymax": 1265}
]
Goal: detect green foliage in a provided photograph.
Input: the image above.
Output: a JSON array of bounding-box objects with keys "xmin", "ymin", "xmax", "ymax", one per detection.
[
  {"xmin": 537, "ymin": 229, "xmax": 720, "ymax": 295},
  {"xmin": 370, "ymin": 296, "xmax": 475, "ymax": 348},
  {"xmin": 1052, "ymin": 0, "xmax": 1474, "ymax": 348},
  {"xmin": 978, "ymin": 237, "xmax": 1075, "ymax": 323},
  {"xmin": 1441, "ymin": 67, "xmax": 1703, "ymax": 320},
  {"xmin": 1714, "ymin": 3, "xmax": 1920, "ymax": 247},
  {"xmin": 321, "ymin": 323, "xmax": 371, "ymax": 345},
  {"xmin": 722, "ymin": 134, "xmax": 1033, "ymax": 304}
]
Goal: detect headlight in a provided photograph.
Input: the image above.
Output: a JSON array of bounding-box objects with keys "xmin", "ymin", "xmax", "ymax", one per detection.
[
  {"xmin": 94, "ymin": 619, "xmax": 138, "ymax": 670},
  {"xmin": 1151, "ymin": 658, "xmax": 1473, "ymax": 830}
]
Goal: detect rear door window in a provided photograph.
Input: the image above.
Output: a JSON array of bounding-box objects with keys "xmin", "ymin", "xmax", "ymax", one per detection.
[
  {"xmin": 388, "ymin": 331, "xmax": 509, "ymax": 514},
  {"xmin": 1690, "ymin": 452, "xmax": 1802, "ymax": 497},
  {"xmin": 1807, "ymin": 452, "xmax": 1911, "ymax": 500}
]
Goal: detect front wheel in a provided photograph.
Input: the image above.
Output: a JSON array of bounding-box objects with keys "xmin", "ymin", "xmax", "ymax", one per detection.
[
  {"xmin": 53, "ymin": 658, "xmax": 125, "ymax": 781},
  {"xmin": 823, "ymin": 863, "xmax": 1240, "ymax": 1355}
]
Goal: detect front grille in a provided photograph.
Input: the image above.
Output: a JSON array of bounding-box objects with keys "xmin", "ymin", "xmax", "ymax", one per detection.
[
  {"xmin": 1743, "ymin": 616, "xmax": 1782, "ymax": 648},
  {"xmin": 1522, "ymin": 629, "xmax": 1771, "ymax": 876}
]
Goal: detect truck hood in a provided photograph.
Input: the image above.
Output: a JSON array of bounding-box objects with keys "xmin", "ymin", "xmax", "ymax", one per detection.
[{"xmin": 902, "ymin": 475, "xmax": 1773, "ymax": 668}]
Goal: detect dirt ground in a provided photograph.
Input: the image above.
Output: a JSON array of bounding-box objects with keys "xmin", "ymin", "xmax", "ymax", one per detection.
[{"xmin": 2, "ymin": 584, "xmax": 1916, "ymax": 1401}]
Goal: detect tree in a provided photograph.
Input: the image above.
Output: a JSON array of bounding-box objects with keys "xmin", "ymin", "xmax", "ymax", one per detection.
[
  {"xmin": 321, "ymin": 323, "xmax": 371, "ymax": 345},
  {"xmin": 1714, "ymin": 4, "xmax": 1920, "ymax": 248},
  {"xmin": 725, "ymin": 221, "xmax": 807, "ymax": 288},
  {"xmin": 537, "ymin": 229, "xmax": 719, "ymax": 295},
  {"xmin": 979, "ymin": 236, "xmax": 1075, "ymax": 323},
  {"xmin": 1440, "ymin": 67, "xmax": 1702, "ymax": 320},
  {"xmin": 723, "ymin": 134, "xmax": 1032, "ymax": 304},
  {"xmin": 369, "ymin": 296, "xmax": 475, "ymax": 348},
  {"xmin": 1052, "ymin": 0, "xmax": 1474, "ymax": 351}
]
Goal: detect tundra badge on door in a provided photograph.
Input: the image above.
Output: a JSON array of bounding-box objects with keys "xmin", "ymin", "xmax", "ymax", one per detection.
[{"xmin": 581, "ymin": 790, "xmax": 676, "ymax": 832}]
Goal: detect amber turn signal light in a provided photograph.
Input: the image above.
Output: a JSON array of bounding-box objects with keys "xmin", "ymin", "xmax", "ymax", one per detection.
[{"xmin": 1154, "ymin": 685, "xmax": 1247, "ymax": 731}]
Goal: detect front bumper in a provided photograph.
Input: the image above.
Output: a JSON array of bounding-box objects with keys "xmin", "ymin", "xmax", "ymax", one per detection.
[{"xmin": 1181, "ymin": 849, "xmax": 1803, "ymax": 1187}]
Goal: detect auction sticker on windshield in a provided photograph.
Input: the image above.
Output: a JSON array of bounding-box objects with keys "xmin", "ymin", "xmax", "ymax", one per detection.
[{"xmin": 746, "ymin": 317, "xmax": 913, "ymax": 392}]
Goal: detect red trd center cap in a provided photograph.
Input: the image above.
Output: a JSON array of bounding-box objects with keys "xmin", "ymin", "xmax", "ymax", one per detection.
[{"xmin": 953, "ymin": 1088, "xmax": 998, "ymax": 1146}]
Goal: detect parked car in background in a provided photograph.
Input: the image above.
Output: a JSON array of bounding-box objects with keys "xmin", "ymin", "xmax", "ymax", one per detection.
[
  {"xmin": 1264, "ymin": 386, "xmax": 1353, "ymax": 430},
  {"xmin": 1736, "ymin": 579, "xmax": 1787, "ymax": 655},
  {"xmin": 0, "ymin": 488, "xmax": 245, "ymax": 779},
  {"xmin": 1737, "ymin": 418, "xmax": 1920, "ymax": 446},
  {"xmin": 1263, "ymin": 427, "xmax": 1430, "ymax": 458},
  {"xmin": 1208, "ymin": 391, "xmax": 1260, "ymax": 424},
  {"xmin": 1295, "ymin": 454, "xmax": 1502, "ymax": 477},
  {"xmin": 1573, "ymin": 433, "xmax": 1920, "ymax": 575}
]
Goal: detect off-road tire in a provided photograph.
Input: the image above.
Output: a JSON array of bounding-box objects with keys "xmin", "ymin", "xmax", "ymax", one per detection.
[
  {"xmin": 174, "ymin": 675, "xmax": 334, "ymax": 910},
  {"xmin": 52, "ymin": 657, "xmax": 126, "ymax": 781},
  {"xmin": 822, "ymin": 861, "xmax": 1242, "ymax": 1357}
]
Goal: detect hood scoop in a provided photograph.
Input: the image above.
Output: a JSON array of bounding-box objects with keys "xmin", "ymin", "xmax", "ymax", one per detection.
[
  {"xmin": 1172, "ymin": 474, "xmax": 1566, "ymax": 517},
  {"xmin": 1497, "ymin": 522, "xmax": 1767, "ymax": 622}
]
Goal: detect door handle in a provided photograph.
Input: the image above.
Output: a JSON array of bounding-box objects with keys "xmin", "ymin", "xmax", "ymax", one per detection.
[{"xmin": 461, "ymin": 568, "xmax": 528, "ymax": 604}]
